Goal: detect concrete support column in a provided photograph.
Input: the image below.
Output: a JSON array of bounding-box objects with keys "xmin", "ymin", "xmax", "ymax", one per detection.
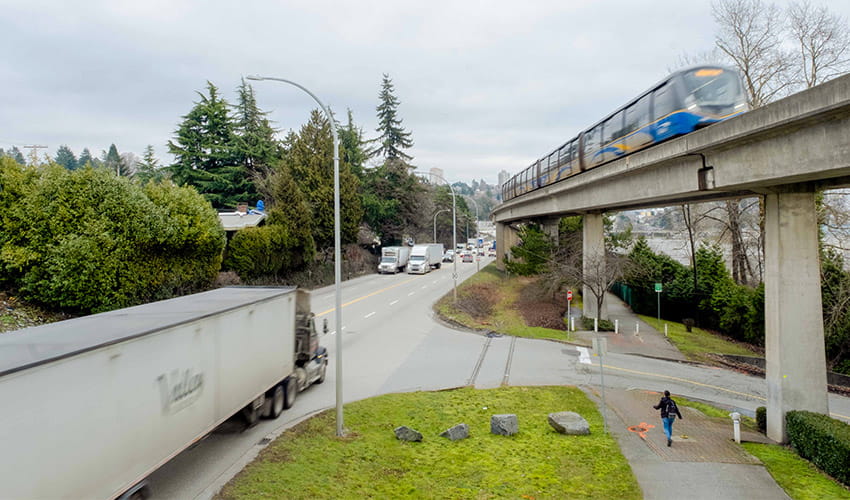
[
  {"xmin": 495, "ymin": 222, "xmax": 519, "ymax": 271},
  {"xmin": 539, "ymin": 217, "xmax": 560, "ymax": 247},
  {"xmin": 582, "ymin": 212, "xmax": 608, "ymax": 320},
  {"xmin": 764, "ymin": 189, "xmax": 829, "ymax": 443}
]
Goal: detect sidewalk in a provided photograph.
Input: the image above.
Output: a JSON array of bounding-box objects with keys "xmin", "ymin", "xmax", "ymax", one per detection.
[{"xmin": 578, "ymin": 294, "xmax": 788, "ymax": 499}]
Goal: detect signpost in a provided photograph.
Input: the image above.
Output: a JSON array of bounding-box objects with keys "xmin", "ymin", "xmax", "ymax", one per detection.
[
  {"xmin": 566, "ymin": 290, "xmax": 573, "ymax": 326},
  {"xmin": 654, "ymin": 282, "xmax": 662, "ymax": 326}
]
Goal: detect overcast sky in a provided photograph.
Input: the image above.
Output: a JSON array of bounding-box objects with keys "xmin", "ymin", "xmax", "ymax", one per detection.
[{"xmin": 2, "ymin": 0, "xmax": 849, "ymax": 185}]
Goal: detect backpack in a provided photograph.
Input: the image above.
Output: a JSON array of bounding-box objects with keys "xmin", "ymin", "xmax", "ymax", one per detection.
[{"xmin": 666, "ymin": 399, "xmax": 678, "ymax": 416}]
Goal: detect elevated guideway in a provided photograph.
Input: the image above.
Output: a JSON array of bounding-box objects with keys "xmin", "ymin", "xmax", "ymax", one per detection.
[{"xmin": 492, "ymin": 74, "xmax": 850, "ymax": 443}]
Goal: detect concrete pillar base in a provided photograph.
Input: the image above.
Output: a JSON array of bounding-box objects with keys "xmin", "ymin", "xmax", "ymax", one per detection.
[{"xmin": 582, "ymin": 213, "xmax": 608, "ymax": 320}]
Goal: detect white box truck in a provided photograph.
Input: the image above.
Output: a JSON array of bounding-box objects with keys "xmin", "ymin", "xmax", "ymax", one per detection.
[
  {"xmin": 377, "ymin": 246, "xmax": 410, "ymax": 274},
  {"xmin": 0, "ymin": 286, "xmax": 327, "ymax": 500},
  {"xmin": 407, "ymin": 243, "xmax": 445, "ymax": 274}
]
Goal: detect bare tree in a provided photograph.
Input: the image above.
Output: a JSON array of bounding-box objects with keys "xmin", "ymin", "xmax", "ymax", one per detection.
[
  {"xmin": 788, "ymin": 0, "xmax": 850, "ymax": 89},
  {"xmin": 712, "ymin": 0, "xmax": 795, "ymax": 107}
]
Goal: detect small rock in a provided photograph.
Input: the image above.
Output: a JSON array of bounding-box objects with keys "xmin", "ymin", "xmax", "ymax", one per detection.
[
  {"xmin": 490, "ymin": 414, "xmax": 518, "ymax": 436},
  {"xmin": 394, "ymin": 425, "xmax": 423, "ymax": 442},
  {"xmin": 439, "ymin": 423, "xmax": 469, "ymax": 441},
  {"xmin": 548, "ymin": 411, "xmax": 590, "ymax": 435}
]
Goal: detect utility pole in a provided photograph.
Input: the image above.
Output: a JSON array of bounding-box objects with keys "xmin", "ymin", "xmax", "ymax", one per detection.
[{"xmin": 22, "ymin": 145, "xmax": 47, "ymax": 166}]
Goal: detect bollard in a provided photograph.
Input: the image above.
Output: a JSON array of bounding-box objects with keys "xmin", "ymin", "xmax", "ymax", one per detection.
[
  {"xmin": 635, "ymin": 322, "xmax": 639, "ymax": 336},
  {"xmin": 594, "ymin": 318, "xmax": 598, "ymax": 332},
  {"xmin": 570, "ymin": 317, "xmax": 575, "ymax": 332},
  {"xmin": 615, "ymin": 319, "xmax": 619, "ymax": 334},
  {"xmin": 664, "ymin": 324, "xmax": 668, "ymax": 337},
  {"xmin": 729, "ymin": 412, "xmax": 741, "ymax": 443}
]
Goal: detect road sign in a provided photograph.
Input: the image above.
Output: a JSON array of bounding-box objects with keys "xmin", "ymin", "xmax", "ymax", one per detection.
[
  {"xmin": 567, "ymin": 290, "xmax": 573, "ymax": 301},
  {"xmin": 654, "ymin": 283, "xmax": 662, "ymax": 293}
]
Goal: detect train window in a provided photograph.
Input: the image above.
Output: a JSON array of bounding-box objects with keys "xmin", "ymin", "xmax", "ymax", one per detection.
[
  {"xmin": 624, "ymin": 94, "xmax": 650, "ymax": 134},
  {"xmin": 603, "ymin": 111, "xmax": 625, "ymax": 144},
  {"xmin": 583, "ymin": 125, "xmax": 602, "ymax": 166},
  {"xmin": 653, "ymin": 83, "xmax": 676, "ymax": 120}
]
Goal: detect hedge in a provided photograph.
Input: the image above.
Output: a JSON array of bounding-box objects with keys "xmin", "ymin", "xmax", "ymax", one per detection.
[
  {"xmin": 0, "ymin": 160, "xmax": 225, "ymax": 313},
  {"xmin": 786, "ymin": 410, "xmax": 850, "ymax": 486}
]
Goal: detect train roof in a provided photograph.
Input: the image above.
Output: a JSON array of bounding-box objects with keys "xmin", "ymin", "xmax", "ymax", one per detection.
[{"xmin": 0, "ymin": 286, "xmax": 298, "ymax": 377}]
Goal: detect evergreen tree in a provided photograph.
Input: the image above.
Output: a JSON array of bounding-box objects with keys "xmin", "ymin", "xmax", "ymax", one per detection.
[
  {"xmin": 368, "ymin": 74, "xmax": 414, "ymax": 161},
  {"xmin": 283, "ymin": 110, "xmax": 363, "ymax": 248},
  {"xmin": 167, "ymin": 81, "xmax": 250, "ymax": 209},
  {"xmin": 339, "ymin": 109, "xmax": 368, "ymax": 179},
  {"xmin": 134, "ymin": 145, "xmax": 163, "ymax": 184},
  {"xmin": 8, "ymin": 146, "xmax": 25, "ymax": 165},
  {"xmin": 54, "ymin": 145, "xmax": 78, "ymax": 170},
  {"xmin": 78, "ymin": 148, "xmax": 95, "ymax": 169},
  {"xmin": 361, "ymin": 157, "xmax": 425, "ymax": 245},
  {"xmin": 103, "ymin": 144, "xmax": 131, "ymax": 176},
  {"xmin": 233, "ymin": 78, "xmax": 281, "ymax": 180}
]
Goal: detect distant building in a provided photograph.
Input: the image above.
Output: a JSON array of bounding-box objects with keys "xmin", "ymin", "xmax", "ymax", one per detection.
[
  {"xmin": 498, "ymin": 170, "xmax": 510, "ymax": 200},
  {"xmin": 429, "ymin": 167, "xmax": 444, "ymax": 184}
]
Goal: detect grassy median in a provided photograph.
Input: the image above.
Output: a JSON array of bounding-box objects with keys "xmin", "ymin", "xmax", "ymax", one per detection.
[
  {"xmin": 435, "ymin": 264, "xmax": 572, "ymax": 343},
  {"xmin": 217, "ymin": 386, "xmax": 641, "ymax": 499}
]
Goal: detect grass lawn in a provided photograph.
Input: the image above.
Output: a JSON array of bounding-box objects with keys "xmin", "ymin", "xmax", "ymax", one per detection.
[
  {"xmin": 435, "ymin": 264, "xmax": 572, "ymax": 343},
  {"xmin": 638, "ymin": 315, "xmax": 759, "ymax": 363},
  {"xmin": 741, "ymin": 443, "xmax": 850, "ymax": 499},
  {"xmin": 217, "ymin": 386, "xmax": 641, "ymax": 499}
]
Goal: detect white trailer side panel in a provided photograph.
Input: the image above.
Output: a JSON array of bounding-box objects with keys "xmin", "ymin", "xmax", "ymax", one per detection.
[{"xmin": 0, "ymin": 287, "xmax": 296, "ymax": 500}]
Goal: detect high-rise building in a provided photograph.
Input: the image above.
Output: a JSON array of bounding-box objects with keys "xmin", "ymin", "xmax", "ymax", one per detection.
[
  {"xmin": 429, "ymin": 167, "xmax": 444, "ymax": 184},
  {"xmin": 497, "ymin": 169, "xmax": 510, "ymax": 194}
]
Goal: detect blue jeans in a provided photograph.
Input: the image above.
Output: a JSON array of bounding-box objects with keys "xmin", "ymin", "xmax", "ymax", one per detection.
[{"xmin": 662, "ymin": 417, "xmax": 675, "ymax": 440}]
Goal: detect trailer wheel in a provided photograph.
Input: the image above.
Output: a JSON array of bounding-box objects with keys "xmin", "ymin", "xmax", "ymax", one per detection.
[
  {"xmin": 265, "ymin": 384, "xmax": 285, "ymax": 419},
  {"xmin": 283, "ymin": 376, "xmax": 298, "ymax": 409},
  {"xmin": 241, "ymin": 403, "xmax": 260, "ymax": 427}
]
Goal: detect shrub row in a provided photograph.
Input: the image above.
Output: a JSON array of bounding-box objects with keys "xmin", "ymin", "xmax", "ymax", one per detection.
[
  {"xmin": 786, "ymin": 410, "xmax": 850, "ymax": 486},
  {"xmin": 0, "ymin": 159, "xmax": 225, "ymax": 313}
]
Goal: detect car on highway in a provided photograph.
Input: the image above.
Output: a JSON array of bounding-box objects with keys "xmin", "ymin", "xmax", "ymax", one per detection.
[
  {"xmin": 488, "ymin": 248, "xmax": 496, "ymax": 257},
  {"xmin": 462, "ymin": 252, "xmax": 474, "ymax": 263},
  {"xmin": 443, "ymin": 250, "xmax": 455, "ymax": 262}
]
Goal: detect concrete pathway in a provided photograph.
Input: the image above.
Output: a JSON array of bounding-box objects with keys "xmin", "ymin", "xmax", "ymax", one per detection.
[{"xmin": 579, "ymin": 293, "xmax": 789, "ymax": 499}]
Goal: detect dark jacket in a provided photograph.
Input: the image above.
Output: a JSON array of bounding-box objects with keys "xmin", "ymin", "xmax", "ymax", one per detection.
[{"xmin": 654, "ymin": 396, "xmax": 682, "ymax": 419}]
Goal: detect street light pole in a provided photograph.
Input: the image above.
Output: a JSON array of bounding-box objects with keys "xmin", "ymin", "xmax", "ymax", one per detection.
[
  {"xmin": 415, "ymin": 171, "xmax": 457, "ymax": 302},
  {"xmin": 433, "ymin": 209, "xmax": 449, "ymax": 243},
  {"xmin": 247, "ymin": 75, "xmax": 345, "ymax": 437},
  {"xmin": 463, "ymin": 196, "xmax": 481, "ymax": 271}
]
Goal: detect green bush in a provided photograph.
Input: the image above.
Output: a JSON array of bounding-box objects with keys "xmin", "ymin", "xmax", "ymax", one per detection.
[
  {"xmin": 756, "ymin": 406, "xmax": 767, "ymax": 433},
  {"xmin": 0, "ymin": 162, "xmax": 224, "ymax": 313},
  {"xmin": 581, "ymin": 316, "xmax": 615, "ymax": 331},
  {"xmin": 786, "ymin": 410, "xmax": 850, "ymax": 486},
  {"xmin": 223, "ymin": 221, "xmax": 313, "ymax": 280}
]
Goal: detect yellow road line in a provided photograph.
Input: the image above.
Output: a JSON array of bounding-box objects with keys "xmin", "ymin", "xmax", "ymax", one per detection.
[
  {"xmin": 596, "ymin": 362, "xmax": 850, "ymax": 421},
  {"xmin": 314, "ymin": 275, "xmax": 423, "ymax": 318}
]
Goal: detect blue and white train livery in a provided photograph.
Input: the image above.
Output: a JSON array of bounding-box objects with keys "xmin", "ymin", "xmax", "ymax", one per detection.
[{"xmin": 501, "ymin": 66, "xmax": 749, "ymax": 201}]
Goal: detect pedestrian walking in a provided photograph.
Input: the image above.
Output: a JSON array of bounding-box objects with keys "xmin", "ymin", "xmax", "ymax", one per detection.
[{"xmin": 653, "ymin": 390, "xmax": 682, "ymax": 446}]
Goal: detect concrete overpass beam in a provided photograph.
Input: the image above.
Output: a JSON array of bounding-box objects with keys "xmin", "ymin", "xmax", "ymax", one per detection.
[
  {"xmin": 764, "ymin": 189, "xmax": 829, "ymax": 443},
  {"xmin": 582, "ymin": 213, "xmax": 608, "ymax": 320}
]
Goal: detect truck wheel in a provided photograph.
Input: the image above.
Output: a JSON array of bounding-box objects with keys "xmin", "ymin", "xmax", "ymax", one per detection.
[
  {"xmin": 265, "ymin": 384, "xmax": 285, "ymax": 419},
  {"xmin": 283, "ymin": 376, "xmax": 298, "ymax": 409},
  {"xmin": 315, "ymin": 361, "xmax": 327, "ymax": 384}
]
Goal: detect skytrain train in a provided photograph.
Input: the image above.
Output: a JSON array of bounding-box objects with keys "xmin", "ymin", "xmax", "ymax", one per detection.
[{"xmin": 501, "ymin": 66, "xmax": 749, "ymax": 201}]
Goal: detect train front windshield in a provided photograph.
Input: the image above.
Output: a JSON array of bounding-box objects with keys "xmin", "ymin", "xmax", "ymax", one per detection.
[{"xmin": 682, "ymin": 68, "xmax": 745, "ymax": 108}]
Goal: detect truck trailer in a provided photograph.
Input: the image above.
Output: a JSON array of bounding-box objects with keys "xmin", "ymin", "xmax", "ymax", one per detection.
[
  {"xmin": 377, "ymin": 246, "xmax": 410, "ymax": 274},
  {"xmin": 0, "ymin": 286, "xmax": 327, "ymax": 499},
  {"xmin": 407, "ymin": 243, "xmax": 445, "ymax": 274}
]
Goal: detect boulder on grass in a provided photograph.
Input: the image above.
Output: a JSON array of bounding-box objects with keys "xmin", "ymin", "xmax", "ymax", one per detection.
[
  {"xmin": 394, "ymin": 425, "xmax": 423, "ymax": 442},
  {"xmin": 548, "ymin": 411, "xmax": 590, "ymax": 435},
  {"xmin": 439, "ymin": 423, "xmax": 469, "ymax": 441},
  {"xmin": 490, "ymin": 414, "xmax": 518, "ymax": 436}
]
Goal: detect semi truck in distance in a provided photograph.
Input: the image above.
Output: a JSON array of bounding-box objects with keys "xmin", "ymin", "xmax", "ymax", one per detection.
[
  {"xmin": 377, "ymin": 246, "xmax": 410, "ymax": 274},
  {"xmin": 407, "ymin": 243, "xmax": 445, "ymax": 274},
  {"xmin": 0, "ymin": 286, "xmax": 327, "ymax": 500}
]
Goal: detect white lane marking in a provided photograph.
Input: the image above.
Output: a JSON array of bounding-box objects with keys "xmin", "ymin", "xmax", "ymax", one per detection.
[
  {"xmin": 432, "ymin": 280, "xmax": 439, "ymax": 284},
  {"xmin": 577, "ymin": 346, "xmax": 592, "ymax": 365},
  {"xmin": 420, "ymin": 285, "xmax": 427, "ymax": 289},
  {"xmin": 365, "ymin": 312, "xmax": 376, "ymax": 319},
  {"xmin": 408, "ymin": 292, "xmax": 415, "ymax": 296},
  {"xmin": 389, "ymin": 300, "xmax": 399, "ymax": 306}
]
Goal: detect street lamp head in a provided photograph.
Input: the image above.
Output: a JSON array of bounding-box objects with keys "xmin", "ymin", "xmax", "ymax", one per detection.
[{"xmin": 245, "ymin": 75, "xmax": 264, "ymax": 81}]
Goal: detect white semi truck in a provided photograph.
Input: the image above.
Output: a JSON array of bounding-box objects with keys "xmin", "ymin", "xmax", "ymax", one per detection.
[
  {"xmin": 377, "ymin": 246, "xmax": 410, "ymax": 274},
  {"xmin": 407, "ymin": 243, "xmax": 445, "ymax": 274},
  {"xmin": 0, "ymin": 286, "xmax": 327, "ymax": 499}
]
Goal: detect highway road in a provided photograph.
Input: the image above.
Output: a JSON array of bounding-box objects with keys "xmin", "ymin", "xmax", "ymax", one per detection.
[{"xmin": 147, "ymin": 256, "xmax": 850, "ymax": 499}]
